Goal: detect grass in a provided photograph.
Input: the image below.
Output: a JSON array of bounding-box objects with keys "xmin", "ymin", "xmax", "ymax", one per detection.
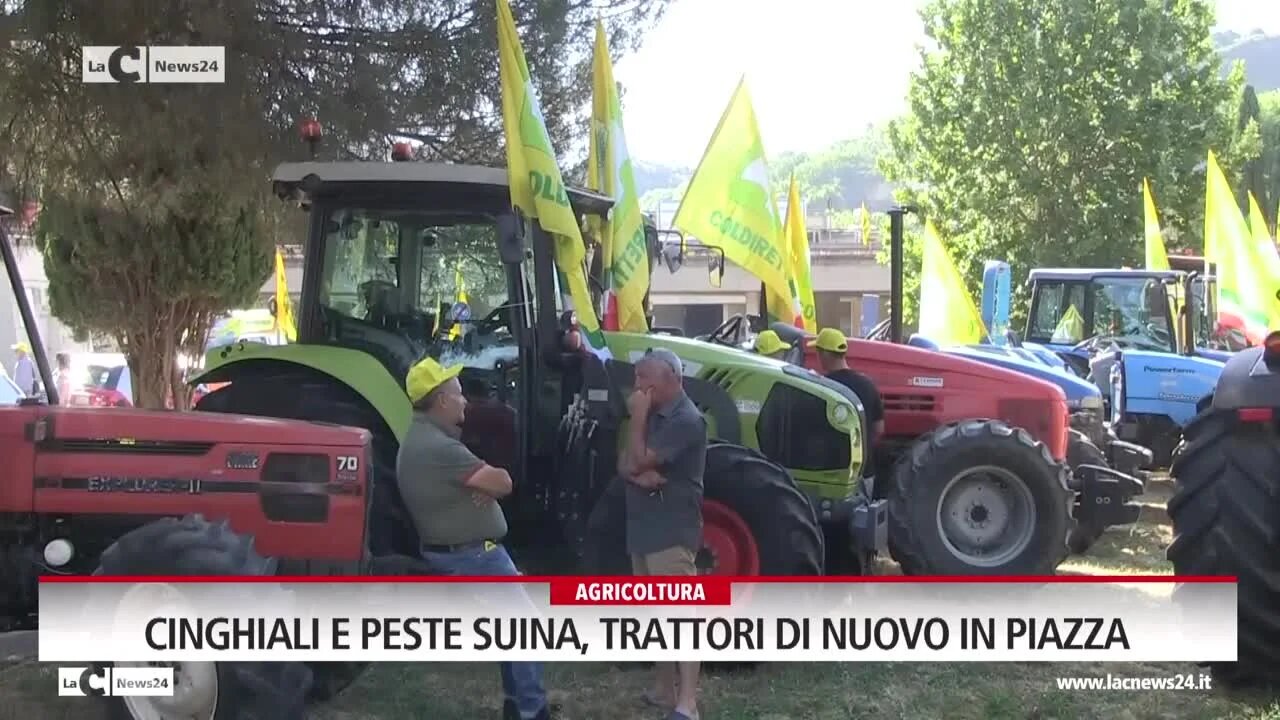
[{"xmin": 4, "ymin": 476, "xmax": 1279, "ymax": 719}]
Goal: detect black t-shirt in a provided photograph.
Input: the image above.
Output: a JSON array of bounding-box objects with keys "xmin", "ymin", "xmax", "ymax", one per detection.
[{"xmin": 826, "ymin": 368, "xmax": 884, "ymax": 430}]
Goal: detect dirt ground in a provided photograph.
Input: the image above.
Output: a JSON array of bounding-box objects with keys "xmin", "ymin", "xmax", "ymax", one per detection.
[{"xmin": 3, "ymin": 477, "xmax": 1278, "ymax": 720}]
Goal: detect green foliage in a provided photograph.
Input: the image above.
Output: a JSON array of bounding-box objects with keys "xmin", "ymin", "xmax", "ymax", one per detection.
[
  {"xmin": 883, "ymin": 0, "xmax": 1249, "ymax": 327},
  {"xmin": 1259, "ymin": 89, "xmax": 1280, "ymax": 230},
  {"xmin": 0, "ymin": 0, "xmax": 668, "ymax": 407},
  {"xmin": 768, "ymin": 126, "xmax": 893, "ymax": 211}
]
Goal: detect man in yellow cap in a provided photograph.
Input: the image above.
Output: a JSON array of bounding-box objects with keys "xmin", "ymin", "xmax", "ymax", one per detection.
[
  {"xmin": 397, "ymin": 356, "xmax": 554, "ymax": 720},
  {"xmin": 811, "ymin": 328, "xmax": 885, "ymax": 452},
  {"xmin": 10, "ymin": 341, "xmax": 36, "ymax": 397},
  {"xmin": 752, "ymin": 329, "xmax": 788, "ymax": 360}
]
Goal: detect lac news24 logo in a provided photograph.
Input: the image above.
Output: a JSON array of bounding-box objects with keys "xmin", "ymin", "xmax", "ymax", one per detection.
[
  {"xmin": 81, "ymin": 46, "xmax": 225, "ymax": 84},
  {"xmin": 58, "ymin": 666, "xmax": 174, "ymax": 697}
]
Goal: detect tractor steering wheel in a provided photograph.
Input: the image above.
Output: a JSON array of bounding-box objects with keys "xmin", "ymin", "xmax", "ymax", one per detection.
[{"xmin": 704, "ymin": 314, "xmax": 747, "ymax": 347}]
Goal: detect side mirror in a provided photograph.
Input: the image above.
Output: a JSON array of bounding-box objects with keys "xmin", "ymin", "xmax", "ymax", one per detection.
[
  {"xmin": 659, "ymin": 241, "xmax": 684, "ymax": 274},
  {"xmin": 496, "ymin": 212, "xmax": 529, "ymax": 264},
  {"xmin": 267, "ymin": 297, "xmax": 279, "ymax": 318},
  {"xmin": 708, "ymin": 250, "xmax": 725, "ymax": 288}
]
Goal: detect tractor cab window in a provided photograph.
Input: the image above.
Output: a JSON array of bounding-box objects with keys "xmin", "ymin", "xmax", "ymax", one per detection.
[
  {"xmin": 316, "ymin": 207, "xmax": 515, "ymax": 381},
  {"xmin": 1087, "ymin": 277, "xmax": 1174, "ymax": 352},
  {"xmin": 1027, "ymin": 280, "xmax": 1086, "ymax": 344}
]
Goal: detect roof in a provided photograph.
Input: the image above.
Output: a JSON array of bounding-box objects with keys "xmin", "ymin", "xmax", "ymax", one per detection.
[
  {"xmin": 1029, "ymin": 268, "xmax": 1184, "ymax": 282},
  {"xmin": 271, "ymin": 161, "xmax": 616, "ymax": 216}
]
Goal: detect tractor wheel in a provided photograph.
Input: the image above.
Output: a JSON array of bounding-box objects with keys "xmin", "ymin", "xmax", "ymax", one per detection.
[
  {"xmin": 1167, "ymin": 408, "xmax": 1280, "ymax": 688},
  {"xmin": 888, "ymin": 420, "xmax": 1072, "ymax": 575},
  {"xmin": 95, "ymin": 515, "xmax": 312, "ymax": 720},
  {"xmin": 699, "ymin": 443, "xmax": 824, "ymax": 576},
  {"xmin": 1066, "ymin": 429, "xmax": 1108, "ymax": 555},
  {"xmin": 581, "ymin": 443, "xmax": 823, "ymax": 576}
]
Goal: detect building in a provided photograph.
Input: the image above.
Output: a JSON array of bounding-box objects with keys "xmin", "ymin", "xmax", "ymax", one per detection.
[
  {"xmin": 0, "ymin": 204, "xmax": 95, "ymax": 375},
  {"xmin": 645, "ymin": 199, "xmax": 891, "ymax": 338}
]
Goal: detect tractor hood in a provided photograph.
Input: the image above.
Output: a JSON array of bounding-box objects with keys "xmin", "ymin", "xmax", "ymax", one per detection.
[
  {"xmin": 845, "ymin": 338, "xmax": 1067, "ymax": 402},
  {"xmin": 45, "ymin": 406, "xmax": 372, "ymax": 448},
  {"xmin": 1114, "ymin": 350, "xmax": 1222, "ymax": 428},
  {"xmin": 1194, "ymin": 347, "xmax": 1233, "ymax": 364},
  {"xmin": 942, "ymin": 344, "xmax": 1102, "ymax": 406}
]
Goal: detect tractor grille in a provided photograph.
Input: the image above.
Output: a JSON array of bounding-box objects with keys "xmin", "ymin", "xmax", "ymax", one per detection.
[
  {"xmin": 699, "ymin": 367, "xmax": 749, "ymax": 392},
  {"xmin": 40, "ymin": 439, "xmax": 214, "ymax": 455},
  {"xmin": 757, "ymin": 383, "xmax": 851, "ymax": 471},
  {"xmin": 882, "ymin": 393, "xmax": 936, "ymax": 413}
]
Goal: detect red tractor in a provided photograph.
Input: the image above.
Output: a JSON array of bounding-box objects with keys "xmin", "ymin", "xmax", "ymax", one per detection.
[
  {"xmin": 0, "ymin": 207, "xmax": 382, "ymax": 718},
  {"xmin": 703, "ymin": 207, "xmax": 1144, "ymax": 574}
]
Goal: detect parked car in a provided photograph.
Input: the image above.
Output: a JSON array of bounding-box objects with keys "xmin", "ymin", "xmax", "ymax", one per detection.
[{"xmin": 65, "ymin": 352, "xmax": 132, "ymax": 407}]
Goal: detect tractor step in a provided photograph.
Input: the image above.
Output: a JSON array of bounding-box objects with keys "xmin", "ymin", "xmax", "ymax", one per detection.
[
  {"xmin": 852, "ymin": 498, "xmax": 889, "ymax": 555},
  {"xmin": 1072, "ymin": 463, "xmax": 1144, "ymax": 528}
]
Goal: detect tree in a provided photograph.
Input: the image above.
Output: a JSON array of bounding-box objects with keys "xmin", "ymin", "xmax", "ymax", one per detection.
[
  {"xmin": 0, "ymin": 0, "xmax": 667, "ymax": 408},
  {"xmin": 1237, "ymin": 85, "xmax": 1269, "ymax": 214},
  {"xmin": 1259, "ymin": 89, "xmax": 1280, "ymax": 230},
  {"xmin": 882, "ymin": 0, "xmax": 1250, "ymax": 326}
]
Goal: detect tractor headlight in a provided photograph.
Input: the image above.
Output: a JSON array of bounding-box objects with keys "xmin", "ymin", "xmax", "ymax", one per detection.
[
  {"xmin": 1080, "ymin": 394, "xmax": 1103, "ymax": 410},
  {"xmin": 832, "ymin": 403, "xmax": 852, "ymax": 425}
]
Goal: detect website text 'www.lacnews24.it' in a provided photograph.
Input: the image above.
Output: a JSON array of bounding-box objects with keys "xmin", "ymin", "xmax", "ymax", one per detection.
[{"xmin": 1056, "ymin": 673, "xmax": 1213, "ymax": 691}]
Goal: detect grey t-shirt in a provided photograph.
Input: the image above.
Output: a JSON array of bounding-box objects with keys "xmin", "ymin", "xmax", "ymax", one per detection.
[
  {"xmin": 396, "ymin": 412, "xmax": 508, "ymax": 546},
  {"xmin": 625, "ymin": 392, "xmax": 708, "ymax": 556}
]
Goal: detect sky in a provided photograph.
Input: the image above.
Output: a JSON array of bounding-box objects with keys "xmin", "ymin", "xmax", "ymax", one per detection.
[{"xmin": 612, "ymin": 0, "xmax": 1280, "ymax": 169}]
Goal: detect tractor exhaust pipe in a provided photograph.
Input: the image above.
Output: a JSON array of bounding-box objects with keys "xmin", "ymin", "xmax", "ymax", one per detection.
[
  {"xmin": 0, "ymin": 215, "xmax": 58, "ymax": 405},
  {"xmin": 886, "ymin": 205, "xmax": 917, "ymax": 345}
]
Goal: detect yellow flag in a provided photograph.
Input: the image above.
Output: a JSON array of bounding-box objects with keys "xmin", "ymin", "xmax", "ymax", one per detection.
[
  {"xmin": 918, "ymin": 220, "xmax": 987, "ymax": 345},
  {"xmin": 588, "ymin": 21, "xmax": 649, "ymax": 333},
  {"xmin": 860, "ymin": 202, "xmax": 871, "ymax": 246},
  {"xmin": 273, "ymin": 248, "xmax": 297, "ymax": 342},
  {"xmin": 1205, "ymin": 150, "xmax": 1276, "ymax": 344},
  {"xmin": 1248, "ymin": 193, "xmax": 1280, "ymax": 324},
  {"xmin": 497, "ymin": 0, "xmax": 608, "ymax": 354},
  {"xmin": 1143, "ymin": 178, "xmax": 1170, "ymax": 271},
  {"xmin": 784, "ymin": 175, "xmax": 816, "ymax": 331},
  {"xmin": 672, "ymin": 78, "xmax": 797, "ymax": 325}
]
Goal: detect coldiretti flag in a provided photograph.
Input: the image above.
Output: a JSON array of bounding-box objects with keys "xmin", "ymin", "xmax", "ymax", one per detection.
[
  {"xmin": 1143, "ymin": 178, "xmax": 1170, "ymax": 271},
  {"xmin": 273, "ymin": 248, "xmax": 297, "ymax": 342},
  {"xmin": 672, "ymin": 77, "xmax": 796, "ymax": 324},
  {"xmin": 860, "ymin": 202, "xmax": 871, "ymax": 247},
  {"xmin": 588, "ymin": 21, "xmax": 649, "ymax": 334},
  {"xmin": 1248, "ymin": 193, "xmax": 1280, "ymax": 327},
  {"xmin": 784, "ymin": 175, "xmax": 816, "ymax": 331},
  {"xmin": 918, "ymin": 219, "xmax": 987, "ymax": 345},
  {"xmin": 1204, "ymin": 150, "xmax": 1276, "ymax": 344},
  {"xmin": 497, "ymin": 0, "xmax": 608, "ymax": 356}
]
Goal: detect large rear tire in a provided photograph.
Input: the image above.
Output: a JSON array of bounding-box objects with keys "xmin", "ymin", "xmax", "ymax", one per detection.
[
  {"xmin": 581, "ymin": 443, "xmax": 824, "ymax": 577},
  {"xmin": 699, "ymin": 443, "xmax": 824, "ymax": 576},
  {"xmin": 96, "ymin": 515, "xmax": 312, "ymax": 720},
  {"xmin": 1167, "ymin": 408, "xmax": 1280, "ymax": 688},
  {"xmin": 888, "ymin": 420, "xmax": 1072, "ymax": 575},
  {"xmin": 1066, "ymin": 430, "xmax": 1107, "ymax": 555}
]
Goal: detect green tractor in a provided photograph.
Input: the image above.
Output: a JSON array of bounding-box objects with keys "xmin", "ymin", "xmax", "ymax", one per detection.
[{"xmin": 191, "ymin": 146, "xmax": 882, "ymax": 579}]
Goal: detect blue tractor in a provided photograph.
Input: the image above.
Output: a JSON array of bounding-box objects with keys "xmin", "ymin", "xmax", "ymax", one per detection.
[
  {"xmin": 902, "ymin": 261, "xmax": 1152, "ymax": 554},
  {"xmin": 1007, "ymin": 265, "xmax": 1227, "ymax": 468}
]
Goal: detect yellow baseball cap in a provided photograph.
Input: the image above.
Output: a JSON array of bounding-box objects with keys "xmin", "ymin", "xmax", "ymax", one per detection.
[
  {"xmin": 811, "ymin": 328, "xmax": 848, "ymax": 354},
  {"xmin": 11, "ymin": 342, "xmax": 30, "ymax": 354},
  {"xmin": 753, "ymin": 330, "xmax": 787, "ymax": 356},
  {"xmin": 405, "ymin": 356, "xmax": 462, "ymax": 404}
]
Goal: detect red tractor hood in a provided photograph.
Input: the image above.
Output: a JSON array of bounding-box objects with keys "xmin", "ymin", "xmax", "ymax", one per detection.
[
  {"xmin": 845, "ymin": 338, "xmax": 1067, "ymax": 401},
  {"xmin": 44, "ymin": 407, "xmax": 371, "ymax": 448}
]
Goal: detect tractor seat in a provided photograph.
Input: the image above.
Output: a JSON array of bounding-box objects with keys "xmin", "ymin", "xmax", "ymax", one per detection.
[{"xmin": 461, "ymin": 399, "xmax": 518, "ymax": 472}]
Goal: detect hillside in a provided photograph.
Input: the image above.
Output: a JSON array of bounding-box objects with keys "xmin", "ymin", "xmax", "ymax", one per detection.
[{"xmin": 1216, "ymin": 30, "xmax": 1280, "ymax": 91}]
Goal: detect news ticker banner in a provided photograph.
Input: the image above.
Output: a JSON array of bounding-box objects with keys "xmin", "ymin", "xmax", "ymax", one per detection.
[{"xmin": 38, "ymin": 576, "xmax": 1236, "ymax": 663}]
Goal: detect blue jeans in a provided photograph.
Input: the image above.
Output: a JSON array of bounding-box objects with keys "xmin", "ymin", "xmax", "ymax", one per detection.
[{"xmin": 420, "ymin": 543, "xmax": 548, "ymax": 719}]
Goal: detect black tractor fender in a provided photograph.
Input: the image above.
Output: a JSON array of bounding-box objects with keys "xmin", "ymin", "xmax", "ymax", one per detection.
[
  {"xmin": 595, "ymin": 358, "xmax": 741, "ymax": 445},
  {"xmin": 1211, "ymin": 346, "xmax": 1280, "ymax": 411}
]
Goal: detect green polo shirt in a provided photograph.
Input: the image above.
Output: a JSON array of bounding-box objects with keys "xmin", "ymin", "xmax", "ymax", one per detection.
[{"xmin": 395, "ymin": 412, "xmax": 508, "ymax": 546}]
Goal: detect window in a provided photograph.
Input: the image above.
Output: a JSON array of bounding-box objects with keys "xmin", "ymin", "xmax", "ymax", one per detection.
[
  {"xmin": 1027, "ymin": 281, "xmax": 1085, "ymax": 343},
  {"xmin": 1088, "ymin": 278, "xmax": 1174, "ymax": 352},
  {"xmin": 316, "ymin": 207, "xmax": 513, "ymax": 372}
]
